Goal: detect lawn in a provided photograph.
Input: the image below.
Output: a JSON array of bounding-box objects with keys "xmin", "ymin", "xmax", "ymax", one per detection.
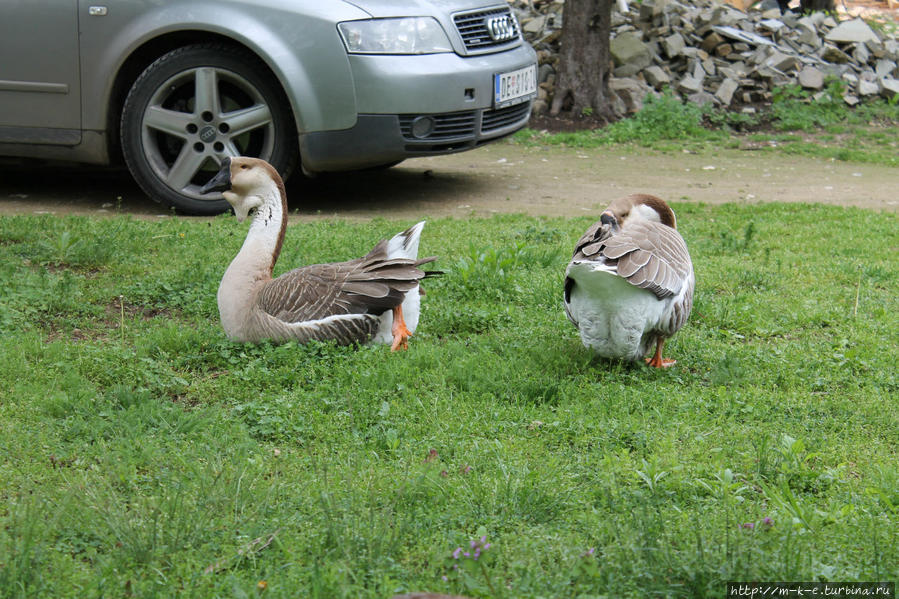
[{"xmin": 0, "ymin": 203, "xmax": 896, "ymax": 598}]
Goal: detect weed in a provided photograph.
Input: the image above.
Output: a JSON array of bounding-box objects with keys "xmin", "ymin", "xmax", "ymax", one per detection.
[
  {"xmin": 444, "ymin": 532, "xmax": 498, "ymax": 597},
  {"xmin": 448, "ymin": 240, "xmax": 561, "ymax": 300},
  {"xmin": 234, "ymin": 395, "xmax": 309, "ymax": 442},
  {"xmin": 718, "ymin": 221, "xmax": 756, "ymax": 253},
  {"xmin": 601, "ymin": 90, "xmax": 716, "ymax": 144},
  {"xmin": 770, "ymin": 79, "xmax": 849, "ymax": 132},
  {"xmin": 38, "ymin": 230, "xmax": 83, "ymax": 266},
  {"xmin": 0, "ymin": 496, "xmax": 60, "ymax": 597}
]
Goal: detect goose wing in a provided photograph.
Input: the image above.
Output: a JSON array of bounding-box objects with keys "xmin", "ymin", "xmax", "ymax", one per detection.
[
  {"xmin": 600, "ymin": 220, "xmax": 692, "ymax": 300},
  {"xmin": 257, "ymin": 244, "xmax": 434, "ymax": 324}
]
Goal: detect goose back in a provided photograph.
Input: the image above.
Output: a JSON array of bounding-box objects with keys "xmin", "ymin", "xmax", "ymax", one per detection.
[{"xmin": 564, "ymin": 194, "xmax": 694, "ymax": 362}]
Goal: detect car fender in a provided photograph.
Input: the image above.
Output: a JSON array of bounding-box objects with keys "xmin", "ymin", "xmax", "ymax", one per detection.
[{"xmin": 79, "ymin": 0, "xmax": 368, "ymax": 136}]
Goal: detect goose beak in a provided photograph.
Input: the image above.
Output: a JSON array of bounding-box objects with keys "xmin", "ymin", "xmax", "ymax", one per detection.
[
  {"xmin": 200, "ymin": 158, "xmax": 232, "ymax": 194},
  {"xmin": 600, "ymin": 210, "xmax": 618, "ymax": 232}
]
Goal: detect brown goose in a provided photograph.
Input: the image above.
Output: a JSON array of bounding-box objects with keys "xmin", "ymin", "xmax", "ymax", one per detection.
[
  {"xmin": 563, "ymin": 194, "xmax": 694, "ymax": 368},
  {"xmin": 201, "ymin": 157, "xmax": 437, "ymax": 349}
]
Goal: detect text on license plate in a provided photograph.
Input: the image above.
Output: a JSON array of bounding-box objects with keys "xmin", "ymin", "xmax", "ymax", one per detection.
[{"xmin": 494, "ymin": 64, "xmax": 537, "ymax": 107}]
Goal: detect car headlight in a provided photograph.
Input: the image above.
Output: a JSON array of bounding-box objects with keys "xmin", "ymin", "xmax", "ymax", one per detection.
[{"xmin": 338, "ymin": 17, "xmax": 452, "ymax": 54}]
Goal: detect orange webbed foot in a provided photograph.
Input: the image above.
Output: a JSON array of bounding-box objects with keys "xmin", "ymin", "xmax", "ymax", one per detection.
[
  {"xmin": 390, "ymin": 305, "xmax": 412, "ymax": 352},
  {"xmin": 645, "ymin": 339, "xmax": 676, "ymax": 368},
  {"xmin": 645, "ymin": 356, "xmax": 677, "ymax": 368}
]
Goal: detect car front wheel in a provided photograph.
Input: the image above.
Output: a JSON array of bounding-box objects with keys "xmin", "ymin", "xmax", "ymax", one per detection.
[{"xmin": 121, "ymin": 44, "xmax": 297, "ymax": 215}]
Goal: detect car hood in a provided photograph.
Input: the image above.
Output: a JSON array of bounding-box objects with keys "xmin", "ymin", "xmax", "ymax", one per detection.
[{"xmin": 339, "ymin": 0, "xmax": 503, "ymax": 18}]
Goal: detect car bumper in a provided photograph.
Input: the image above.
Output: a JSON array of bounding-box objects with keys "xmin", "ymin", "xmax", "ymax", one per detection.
[
  {"xmin": 299, "ymin": 100, "xmax": 532, "ymax": 172},
  {"xmin": 298, "ymin": 43, "xmax": 536, "ymax": 173}
]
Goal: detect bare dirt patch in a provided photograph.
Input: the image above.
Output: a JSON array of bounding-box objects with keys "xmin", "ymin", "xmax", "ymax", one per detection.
[{"xmin": 1, "ymin": 143, "xmax": 896, "ymax": 222}]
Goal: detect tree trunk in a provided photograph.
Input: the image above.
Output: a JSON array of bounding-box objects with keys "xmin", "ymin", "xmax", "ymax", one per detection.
[{"xmin": 549, "ymin": 0, "xmax": 620, "ymax": 124}]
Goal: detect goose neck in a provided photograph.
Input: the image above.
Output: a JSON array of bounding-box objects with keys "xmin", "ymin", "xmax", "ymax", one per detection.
[{"xmin": 241, "ymin": 185, "xmax": 287, "ymax": 274}]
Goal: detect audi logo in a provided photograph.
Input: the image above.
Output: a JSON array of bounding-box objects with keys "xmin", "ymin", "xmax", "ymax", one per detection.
[
  {"xmin": 486, "ymin": 16, "xmax": 516, "ymax": 42},
  {"xmin": 199, "ymin": 126, "xmax": 217, "ymax": 142}
]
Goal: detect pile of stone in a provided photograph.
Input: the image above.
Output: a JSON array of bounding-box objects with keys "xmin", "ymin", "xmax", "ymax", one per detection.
[{"xmin": 512, "ymin": 0, "xmax": 899, "ymax": 114}]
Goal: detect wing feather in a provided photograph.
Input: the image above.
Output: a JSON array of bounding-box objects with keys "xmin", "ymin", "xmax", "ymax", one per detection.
[
  {"xmin": 257, "ymin": 250, "xmax": 437, "ymax": 325},
  {"xmin": 611, "ymin": 221, "xmax": 691, "ymax": 299},
  {"xmin": 616, "ymin": 249, "xmax": 652, "ymax": 279},
  {"xmin": 572, "ymin": 219, "xmax": 692, "ymax": 300},
  {"xmin": 571, "ymin": 221, "xmax": 612, "ymax": 260}
]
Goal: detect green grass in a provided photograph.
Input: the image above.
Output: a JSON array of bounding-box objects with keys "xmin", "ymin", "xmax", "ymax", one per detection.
[
  {"xmin": 1, "ymin": 206, "xmax": 897, "ymax": 598},
  {"xmin": 516, "ymin": 84, "xmax": 899, "ymax": 166}
]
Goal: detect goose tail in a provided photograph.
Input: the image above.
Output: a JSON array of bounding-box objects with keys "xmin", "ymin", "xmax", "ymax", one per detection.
[
  {"xmin": 373, "ymin": 221, "xmax": 434, "ymax": 345},
  {"xmin": 386, "ymin": 221, "xmax": 425, "ymax": 261}
]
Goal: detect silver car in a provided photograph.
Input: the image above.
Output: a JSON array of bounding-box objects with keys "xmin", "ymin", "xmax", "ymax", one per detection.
[{"xmin": 0, "ymin": 1, "xmax": 536, "ymax": 214}]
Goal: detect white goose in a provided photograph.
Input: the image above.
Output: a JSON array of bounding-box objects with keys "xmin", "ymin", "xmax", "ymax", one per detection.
[
  {"xmin": 563, "ymin": 194, "xmax": 694, "ymax": 368},
  {"xmin": 201, "ymin": 157, "xmax": 437, "ymax": 350}
]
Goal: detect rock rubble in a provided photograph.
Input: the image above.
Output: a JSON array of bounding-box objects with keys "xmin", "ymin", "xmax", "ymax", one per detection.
[{"xmin": 512, "ymin": 0, "xmax": 899, "ymax": 115}]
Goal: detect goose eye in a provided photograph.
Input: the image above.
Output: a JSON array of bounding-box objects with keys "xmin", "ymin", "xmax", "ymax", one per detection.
[{"xmin": 240, "ymin": 164, "xmax": 249, "ymax": 170}]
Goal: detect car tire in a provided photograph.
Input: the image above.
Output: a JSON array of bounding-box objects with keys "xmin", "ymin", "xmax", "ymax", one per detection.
[{"xmin": 121, "ymin": 43, "xmax": 298, "ymax": 215}]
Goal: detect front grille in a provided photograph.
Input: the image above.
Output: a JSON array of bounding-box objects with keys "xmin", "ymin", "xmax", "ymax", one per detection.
[
  {"xmin": 453, "ymin": 6, "xmax": 520, "ymax": 52},
  {"xmin": 398, "ymin": 101, "xmax": 531, "ymax": 151},
  {"xmin": 399, "ymin": 111, "xmax": 477, "ymax": 140},
  {"xmin": 481, "ymin": 102, "xmax": 531, "ymax": 132}
]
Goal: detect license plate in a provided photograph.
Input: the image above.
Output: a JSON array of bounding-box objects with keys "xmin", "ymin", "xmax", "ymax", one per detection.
[{"xmin": 494, "ymin": 64, "xmax": 537, "ymax": 108}]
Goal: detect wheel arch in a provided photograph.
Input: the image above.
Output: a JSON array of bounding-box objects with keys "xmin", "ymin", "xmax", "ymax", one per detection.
[{"xmin": 97, "ymin": 12, "xmax": 360, "ymax": 164}]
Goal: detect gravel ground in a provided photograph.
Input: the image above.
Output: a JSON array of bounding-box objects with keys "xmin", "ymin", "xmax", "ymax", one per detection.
[{"xmin": 1, "ymin": 143, "xmax": 895, "ymax": 221}]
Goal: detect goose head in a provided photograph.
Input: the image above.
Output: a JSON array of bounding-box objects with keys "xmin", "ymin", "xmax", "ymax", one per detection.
[
  {"xmin": 600, "ymin": 193, "xmax": 677, "ymax": 234},
  {"xmin": 201, "ymin": 157, "xmax": 285, "ymax": 222}
]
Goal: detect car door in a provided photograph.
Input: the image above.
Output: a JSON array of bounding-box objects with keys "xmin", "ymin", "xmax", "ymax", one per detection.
[{"xmin": 0, "ymin": 0, "xmax": 81, "ymax": 145}]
